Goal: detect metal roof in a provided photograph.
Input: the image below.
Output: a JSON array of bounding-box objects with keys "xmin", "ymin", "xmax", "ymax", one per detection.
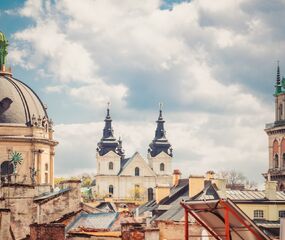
[
  {"xmin": 67, "ymin": 212, "xmax": 119, "ymax": 232},
  {"xmin": 182, "ymin": 199, "xmax": 271, "ymax": 240},
  {"xmin": 34, "ymin": 188, "xmax": 71, "ymax": 203},
  {"xmin": 0, "ymin": 75, "xmax": 48, "ymax": 125},
  {"xmin": 193, "ymin": 184, "xmax": 285, "ymax": 202}
]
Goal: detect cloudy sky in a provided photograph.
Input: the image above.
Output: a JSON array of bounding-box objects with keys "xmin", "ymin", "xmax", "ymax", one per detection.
[{"xmin": 1, "ymin": 0, "xmax": 283, "ymax": 184}]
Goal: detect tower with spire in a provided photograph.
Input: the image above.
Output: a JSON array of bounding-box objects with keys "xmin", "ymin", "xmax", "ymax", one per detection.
[
  {"xmin": 148, "ymin": 104, "xmax": 173, "ymax": 175},
  {"xmin": 264, "ymin": 63, "xmax": 285, "ymax": 190},
  {"xmin": 96, "ymin": 104, "xmax": 125, "ymax": 176}
]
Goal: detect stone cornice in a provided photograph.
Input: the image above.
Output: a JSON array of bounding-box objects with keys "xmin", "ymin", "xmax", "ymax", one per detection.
[{"xmin": 0, "ymin": 136, "xmax": 58, "ymax": 146}]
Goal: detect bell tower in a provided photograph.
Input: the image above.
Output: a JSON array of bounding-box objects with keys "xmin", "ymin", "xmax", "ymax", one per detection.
[
  {"xmin": 264, "ymin": 63, "xmax": 285, "ymax": 190},
  {"xmin": 148, "ymin": 104, "xmax": 173, "ymax": 176},
  {"xmin": 96, "ymin": 104, "xmax": 124, "ymax": 176}
]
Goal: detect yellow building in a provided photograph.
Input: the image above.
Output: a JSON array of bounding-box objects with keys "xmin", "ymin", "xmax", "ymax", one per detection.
[{"xmin": 190, "ymin": 176, "xmax": 284, "ymax": 238}]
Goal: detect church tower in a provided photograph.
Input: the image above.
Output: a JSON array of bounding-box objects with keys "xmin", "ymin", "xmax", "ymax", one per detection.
[
  {"xmin": 148, "ymin": 105, "xmax": 173, "ymax": 175},
  {"xmin": 96, "ymin": 105, "xmax": 124, "ymax": 175},
  {"xmin": 264, "ymin": 63, "xmax": 285, "ymax": 190}
]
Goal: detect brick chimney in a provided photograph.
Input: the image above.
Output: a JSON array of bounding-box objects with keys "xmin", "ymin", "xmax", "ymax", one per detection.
[
  {"xmin": 189, "ymin": 175, "xmax": 205, "ymax": 198},
  {"xmin": 265, "ymin": 181, "xmax": 277, "ymax": 200},
  {"xmin": 155, "ymin": 184, "xmax": 170, "ymax": 203},
  {"xmin": 172, "ymin": 169, "xmax": 181, "ymax": 187}
]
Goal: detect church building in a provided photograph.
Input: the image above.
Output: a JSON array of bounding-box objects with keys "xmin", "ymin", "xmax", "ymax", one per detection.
[
  {"xmin": 95, "ymin": 106, "xmax": 173, "ymax": 201},
  {"xmin": 264, "ymin": 63, "xmax": 285, "ymax": 190}
]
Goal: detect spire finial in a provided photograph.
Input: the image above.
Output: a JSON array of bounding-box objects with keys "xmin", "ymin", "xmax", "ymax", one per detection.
[
  {"xmin": 106, "ymin": 102, "xmax": 111, "ymax": 118},
  {"xmin": 159, "ymin": 102, "xmax": 163, "ymax": 119},
  {"xmin": 277, "ymin": 60, "xmax": 281, "ymax": 85}
]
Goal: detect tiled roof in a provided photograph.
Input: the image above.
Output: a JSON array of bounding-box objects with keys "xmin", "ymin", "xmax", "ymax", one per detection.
[{"xmin": 67, "ymin": 212, "xmax": 119, "ymax": 232}]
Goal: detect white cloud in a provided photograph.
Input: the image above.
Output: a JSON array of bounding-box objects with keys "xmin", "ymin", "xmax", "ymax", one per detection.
[{"xmin": 8, "ymin": 0, "xmax": 284, "ymax": 183}]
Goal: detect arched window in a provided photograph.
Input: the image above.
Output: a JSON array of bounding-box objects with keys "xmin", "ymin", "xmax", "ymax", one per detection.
[
  {"xmin": 109, "ymin": 185, "xmax": 114, "ymax": 194},
  {"xmin": 135, "ymin": 167, "xmax": 140, "ymax": 176},
  {"xmin": 109, "ymin": 162, "xmax": 113, "ymax": 170},
  {"xmin": 280, "ymin": 104, "xmax": 283, "ymax": 120},
  {"xmin": 283, "ymin": 153, "xmax": 285, "ymax": 168},
  {"xmin": 45, "ymin": 163, "xmax": 48, "ymax": 171},
  {"xmin": 160, "ymin": 163, "xmax": 165, "ymax": 171},
  {"xmin": 45, "ymin": 173, "xmax": 48, "ymax": 184},
  {"xmin": 275, "ymin": 154, "xmax": 279, "ymax": 168}
]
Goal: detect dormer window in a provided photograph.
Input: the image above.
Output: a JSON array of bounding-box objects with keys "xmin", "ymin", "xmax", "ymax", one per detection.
[{"xmin": 109, "ymin": 162, "xmax": 113, "ymax": 170}]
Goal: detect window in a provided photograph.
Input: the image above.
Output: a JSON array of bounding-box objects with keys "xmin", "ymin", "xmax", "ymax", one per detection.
[
  {"xmin": 274, "ymin": 154, "xmax": 279, "ymax": 168},
  {"xmin": 160, "ymin": 163, "xmax": 165, "ymax": 171},
  {"xmin": 45, "ymin": 163, "xmax": 48, "ymax": 171},
  {"xmin": 109, "ymin": 185, "xmax": 114, "ymax": 194},
  {"xmin": 280, "ymin": 104, "xmax": 283, "ymax": 120},
  {"xmin": 135, "ymin": 184, "xmax": 140, "ymax": 199},
  {"xmin": 135, "ymin": 167, "xmax": 140, "ymax": 176},
  {"xmin": 283, "ymin": 153, "xmax": 285, "ymax": 168},
  {"xmin": 109, "ymin": 162, "xmax": 113, "ymax": 170},
  {"xmin": 279, "ymin": 211, "xmax": 285, "ymax": 218},
  {"xmin": 44, "ymin": 173, "xmax": 48, "ymax": 184},
  {"xmin": 147, "ymin": 188, "xmax": 153, "ymax": 201},
  {"xmin": 253, "ymin": 210, "xmax": 264, "ymax": 219}
]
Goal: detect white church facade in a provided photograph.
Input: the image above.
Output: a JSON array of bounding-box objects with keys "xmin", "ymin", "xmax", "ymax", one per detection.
[{"xmin": 95, "ymin": 107, "xmax": 173, "ymax": 201}]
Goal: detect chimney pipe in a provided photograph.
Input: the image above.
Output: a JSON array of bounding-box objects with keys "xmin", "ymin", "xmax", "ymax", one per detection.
[{"xmin": 172, "ymin": 169, "xmax": 181, "ymax": 187}]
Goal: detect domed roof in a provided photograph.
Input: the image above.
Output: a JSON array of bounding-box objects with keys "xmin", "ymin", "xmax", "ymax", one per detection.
[{"xmin": 0, "ymin": 74, "xmax": 48, "ymax": 126}]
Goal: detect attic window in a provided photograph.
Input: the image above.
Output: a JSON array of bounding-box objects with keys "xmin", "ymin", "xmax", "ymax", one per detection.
[{"xmin": 253, "ymin": 210, "xmax": 264, "ymax": 219}]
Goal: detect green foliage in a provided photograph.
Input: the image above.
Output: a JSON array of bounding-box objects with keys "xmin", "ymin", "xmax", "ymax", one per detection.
[{"xmin": 10, "ymin": 151, "xmax": 23, "ymax": 167}]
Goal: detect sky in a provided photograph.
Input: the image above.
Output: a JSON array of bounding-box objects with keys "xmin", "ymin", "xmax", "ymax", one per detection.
[{"xmin": 1, "ymin": 0, "xmax": 284, "ymax": 184}]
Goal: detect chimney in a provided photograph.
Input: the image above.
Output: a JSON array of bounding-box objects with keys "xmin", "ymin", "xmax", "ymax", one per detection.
[
  {"xmin": 205, "ymin": 170, "xmax": 215, "ymax": 180},
  {"xmin": 212, "ymin": 178, "xmax": 227, "ymax": 199},
  {"xmin": 189, "ymin": 175, "xmax": 205, "ymax": 198},
  {"xmin": 172, "ymin": 169, "xmax": 181, "ymax": 187},
  {"xmin": 265, "ymin": 181, "xmax": 277, "ymax": 200},
  {"xmin": 155, "ymin": 184, "xmax": 170, "ymax": 203}
]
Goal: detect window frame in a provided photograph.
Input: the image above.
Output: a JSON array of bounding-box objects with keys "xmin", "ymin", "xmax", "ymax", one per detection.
[
  {"xmin": 279, "ymin": 210, "xmax": 285, "ymax": 218},
  {"xmin": 109, "ymin": 161, "xmax": 113, "ymax": 170},
  {"xmin": 253, "ymin": 210, "xmax": 264, "ymax": 219},
  {"xmin": 135, "ymin": 167, "xmax": 140, "ymax": 176},
  {"xmin": 160, "ymin": 163, "xmax": 165, "ymax": 171},
  {"xmin": 109, "ymin": 185, "xmax": 114, "ymax": 195}
]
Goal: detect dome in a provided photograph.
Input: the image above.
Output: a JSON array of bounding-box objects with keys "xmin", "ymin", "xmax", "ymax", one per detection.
[{"xmin": 0, "ymin": 74, "xmax": 48, "ymax": 126}]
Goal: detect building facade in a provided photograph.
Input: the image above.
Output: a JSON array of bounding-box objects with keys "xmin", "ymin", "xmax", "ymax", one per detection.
[
  {"xmin": 264, "ymin": 64, "xmax": 285, "ymax": 190},
  {"xmin": 0, "ymin": 32, "xmax": 83, "ymax": 240},
  {"xmin": 95, "ymin": 107, "xmax": 173, "ymax": 200}
]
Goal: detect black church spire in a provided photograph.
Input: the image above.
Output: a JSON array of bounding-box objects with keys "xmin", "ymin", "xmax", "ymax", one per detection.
[
  {"xmin": 97, "ymin": 104, "xmax": 124, "ymax": 158},
  {"xmin": 148, "ymin": 104, "xmax": 173, "ymax": 157}
]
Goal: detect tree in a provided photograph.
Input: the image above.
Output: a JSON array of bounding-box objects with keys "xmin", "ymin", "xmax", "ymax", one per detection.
[{"xmin": 219, "ymin": 170, "xmax": 257, "ymax": 190}]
